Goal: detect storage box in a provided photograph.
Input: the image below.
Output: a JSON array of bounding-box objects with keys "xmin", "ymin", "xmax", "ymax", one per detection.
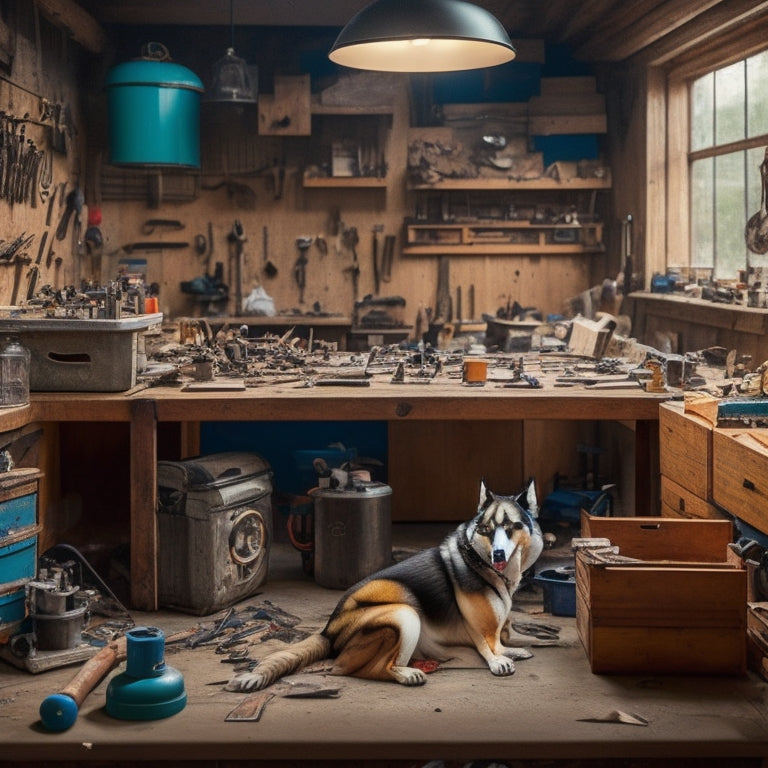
[
  {"xmin": 660, "ymin": 475, "xmax": 725, "ymax": 520},
  {"xmin": 0, "ymin": 314, "xmax": 161, "ymax": 392},
  {"xmin": 576, "ymin": 514, "xmax": 746, "ymax": 675},
  {"xmin": 0, "ymin": 587, "xmax": 27, "ymax": 637},
  {"xmin": 712, "ymin": 429, "xmax": 768, "ymax": 535},
  {"xmin": 0, "ymin": 468, "xmax": 41, "ymax": 537},
  {"xmin": 157, "ymin": 452, "xmax": 273, "ymax": 615},
  {"xmin": 659, "ymin": 402, "xmax": 713, "ymax": 500},
  {"xmin": 0, "ymin": 528, "xmax": 39, "ymax": 587}
]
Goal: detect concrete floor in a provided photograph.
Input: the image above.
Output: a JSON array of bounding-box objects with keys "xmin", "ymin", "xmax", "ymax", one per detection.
[{"xmin": 2, "ymin": 523, "xmax": 768, "ymax": 767}]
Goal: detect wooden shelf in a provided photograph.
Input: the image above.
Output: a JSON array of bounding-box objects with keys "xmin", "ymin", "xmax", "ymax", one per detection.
[
  {"xmin": 310, "ymin": 101, "xmax": 394, "ymax": 116},
  {"xmin": 302, "ymin": 174, "xmax": 388, "ymax": 188},
  {"xmin": 403, "ymin": 219, "xmax": 604, "ymax": 256},
  {"xmin": 407, "ymin": 173, "xmax": 612, "ymax": 191}
]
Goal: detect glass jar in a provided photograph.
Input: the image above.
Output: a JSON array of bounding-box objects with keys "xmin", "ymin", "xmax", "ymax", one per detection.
[{"xmin": 0, "ymin": 335, "xmax": 30, "ymax": 407}]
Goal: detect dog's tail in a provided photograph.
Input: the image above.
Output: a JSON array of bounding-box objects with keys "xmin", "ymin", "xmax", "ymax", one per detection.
[{"xmin": 225, "ymin": 633, "xmax": 332, "ymax": 692}]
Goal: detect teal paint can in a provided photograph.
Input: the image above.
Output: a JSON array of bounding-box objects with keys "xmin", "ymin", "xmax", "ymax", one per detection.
[{"xmin": 105, "ymin": 45, "xmax": 204, "ymax": 168}]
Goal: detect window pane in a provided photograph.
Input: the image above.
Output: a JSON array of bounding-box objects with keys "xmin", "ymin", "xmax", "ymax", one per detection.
[
  {"xmin": 714, "ymin": 151, "xmax": 747, "ymax": 279},
  {"xmin": 746, "ymin": 145, "xmax": 766, "ymax": 223},
  {"xmin": 691, "ymin": 72, "xmax": 714, "ymax": 151},
  {"xmin": 747, "ymin": 50, "xmax": 768, "ymax": 137},
  {"xmin": 715, "ymin": 61, "xmax": 745, "ymax": 146},
  {"xmin": 691, "ymin": 157, "xmax": 714, "ymax": 268}
]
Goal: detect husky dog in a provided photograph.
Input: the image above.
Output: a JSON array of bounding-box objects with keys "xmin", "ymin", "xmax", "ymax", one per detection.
[{"xmin": 227, "ymin": 479, "xmax": 544, "ymax": 691}]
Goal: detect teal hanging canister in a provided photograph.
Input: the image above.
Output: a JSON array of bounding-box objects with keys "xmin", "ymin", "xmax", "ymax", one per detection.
[{"xmin": 105, "ymin": 43, "xmax": 204, "ymax": 168}]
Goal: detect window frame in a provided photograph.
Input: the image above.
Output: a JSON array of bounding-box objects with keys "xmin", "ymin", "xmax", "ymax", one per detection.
[{"xmin": 659, "ymin": 26, "xmax": 768, "ymax": 288}]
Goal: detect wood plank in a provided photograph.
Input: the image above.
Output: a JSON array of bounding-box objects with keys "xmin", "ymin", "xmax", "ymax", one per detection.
[
  {"xmin": 712, "ymin": 429, "xmax": 768, "ymax": 535},
  {"xmin": 388, "ymin": 420, "xmax": 523, "ymax": 521},
  {"xmin": 528, "ymin": 114, "xmax": 607, "ymax": 136},
  {"xmin": 539, "ymin": 77, "xmax": 598, "ymax": 97},
  {"xmin": 582, "ymin": 514, "xmax": 733, "ymax": 561},
  {"xmin": 35, "ymin": 0, "xmax": 107, "ymax": 53},
  {"xmin": 661, "ymin": 475, "xmax": 724, "ymax": 520},
  {"xmin": 636, "ymin": 0, "xmax": 768, "ymax": 66},
  {"xmin": 130, "ymin": 399, "xmax": 158, "ymax": 611},
  {"xmin": 659, "ymin": 401, "xmax": 713, "ymax": 499},
  {"xmin": 575, "ymin": 0, "xmax": 723, "ymax": 62}
]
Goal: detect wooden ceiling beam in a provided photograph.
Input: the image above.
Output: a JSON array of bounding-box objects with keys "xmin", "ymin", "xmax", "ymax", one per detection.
[
  {"xmin": 573, "ymin": 0, "xmax": 723, "ymax": 61},
  {"xmin": 634, "ymin": 0, "xmax": 768, "ymax": 66},
  {"xmin": 555, "ymin": 0, "xmax": 620, "ymax": 43},
  {"xmin": 36, "ymin": 0, "xmax": 107, "ymax": 53}
]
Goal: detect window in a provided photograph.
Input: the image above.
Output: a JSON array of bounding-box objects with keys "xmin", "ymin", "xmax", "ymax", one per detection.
[{"xmin": 688, "ymin": 50, "xmax": 768, "ymax": 279}]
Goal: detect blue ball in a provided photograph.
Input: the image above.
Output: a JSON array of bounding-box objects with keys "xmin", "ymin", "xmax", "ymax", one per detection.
[{"xmin": 39, "ymin": 693, "xmax": 78, "ymax": 732}]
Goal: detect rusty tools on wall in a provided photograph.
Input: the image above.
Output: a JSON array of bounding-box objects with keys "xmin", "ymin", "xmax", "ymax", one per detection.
[
  {"xmin": 0, "ymin": 114, "xmax": 46, "ymax": 208},
  {"xmin": 342, "ymin": 226, "xmax": 360, "ymax": 302},
  {"xmin": 228, "ymin": 220, "xmax": 247, "ymax": 314},
  {"xmin": 293, "ymin": 236, "xmax": 312, "ymax": 304}
]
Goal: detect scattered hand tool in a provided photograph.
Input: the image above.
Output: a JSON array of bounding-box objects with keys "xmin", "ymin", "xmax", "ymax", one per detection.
[
  {"xmin": 342, "ymin": 226, "xmax": 360, "ymax": 302},
  {"xmin": 293, "ymin": 236, "xmax": 312, "ymax": 303},
  {"xmin": 35, "ymin": 230, "xmax": 48, "ymax": 264},
  {"xmin": 55, "ymin": 187, "xmax": 83, "ymax": 241},
  {"xmin": 44, "ymin": 183, "xmax": 58, "ymax": 226},
  {"xmin": 228, "ymin": 220, "xmax": 247, "ymax": 314},
  {"xmin": 120, "ymin": 241, "xmax": 190, "ymax": 253},
  {"xmin": 381, "ymin": 234, "xmax": 395, "ymax": 282},
  {"xmin": 372, "ymin": 224, "xmax": 383, "ymax": 294},
  {"xmin": 38, "ymin": 147, "xmax": 52, "ymax": 203},
  {"xmin": 142, "ymin": 218, "xmax": 185, "ymax": 235},
  {"xmin": 262, "ymin": 225, "xmax": 277, "ymax": 277},
  {"xmin": 38, "ymin": 627, "xmax": 196, "ymax": 732},
  {"xmin": 25, "ymin": 264, "xmax": 39, "ymax": 300},
  {"xmin": 10, "ymin": 253, "xmax": 31, "ymax": 305}
]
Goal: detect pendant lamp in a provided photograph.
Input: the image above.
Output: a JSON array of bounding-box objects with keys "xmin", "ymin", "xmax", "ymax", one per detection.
[
  {"xmin": 207, "ymin": 0, "xmax": 257, "ymax": 103},
  {"xmin": 329, "ymin": 0, "xmax": 515, "ymax": 73}
]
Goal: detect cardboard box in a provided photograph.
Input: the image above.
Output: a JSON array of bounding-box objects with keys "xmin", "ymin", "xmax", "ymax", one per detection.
[
  {"xmin": 576, "ymin": 514, "xmax": 746, "ymax": 675},
  {"xmin": 0, "ymin": 314, "xmax": 161, "ymax": 392}
]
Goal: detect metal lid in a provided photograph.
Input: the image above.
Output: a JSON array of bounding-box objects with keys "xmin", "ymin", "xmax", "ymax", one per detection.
[
  {"xmin": 105, "ymin": 59, "xmax": 203, "ymax": 92},
  {"xmin": 310, "ymin": 481, "xmax": 391, "ymax": 500}
]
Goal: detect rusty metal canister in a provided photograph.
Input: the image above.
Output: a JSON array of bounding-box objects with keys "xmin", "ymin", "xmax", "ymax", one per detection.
[{"xmin": 310, "ymin": 482, "xmax": 392, "ymax": 590}]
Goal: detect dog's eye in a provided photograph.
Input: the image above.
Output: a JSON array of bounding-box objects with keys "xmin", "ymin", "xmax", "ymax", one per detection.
[
  {"xmin": 476, "ymin": 524, "xmax": 492, "ymax": 536},
  {"xmin": 506, "ymin": 521, "xmax": 524, "ymax": 532}
]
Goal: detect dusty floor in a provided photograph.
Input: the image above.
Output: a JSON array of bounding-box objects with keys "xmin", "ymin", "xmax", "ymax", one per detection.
[{"xmin": 1, "ymin": 522, "xmax": 768, "ymax": 767}]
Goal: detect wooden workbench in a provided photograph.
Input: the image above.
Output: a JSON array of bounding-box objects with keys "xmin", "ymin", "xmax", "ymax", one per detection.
[{"xmin": 0, "ymin": 377, "xmax": 672, "ymax": 611}]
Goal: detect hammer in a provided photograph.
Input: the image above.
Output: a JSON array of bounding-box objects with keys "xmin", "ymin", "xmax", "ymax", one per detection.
[{"xmin": 39, "ymin": 627, "xmax": 195, "ymax": 732}]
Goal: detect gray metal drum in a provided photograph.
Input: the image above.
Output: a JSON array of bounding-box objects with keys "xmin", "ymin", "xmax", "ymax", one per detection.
[{"xmin": 310, "ymin": 483, "xmax": 392, "ymax": 590}]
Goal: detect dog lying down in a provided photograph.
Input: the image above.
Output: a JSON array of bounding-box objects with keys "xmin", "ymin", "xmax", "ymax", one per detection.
[{"xmin": 227, "ymin": 479, "xmax": 544, "ymax": 691}]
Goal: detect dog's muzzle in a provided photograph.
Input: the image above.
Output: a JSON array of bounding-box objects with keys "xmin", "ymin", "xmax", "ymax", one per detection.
[{"xmin": 492, "ymin": 549, "xmax": 507, "ymax": 571}]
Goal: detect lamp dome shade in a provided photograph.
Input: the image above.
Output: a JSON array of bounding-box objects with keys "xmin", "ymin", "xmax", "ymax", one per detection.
[{"xmin": 329, "ymin": 0, "xmax": 516, "ymax": 73}]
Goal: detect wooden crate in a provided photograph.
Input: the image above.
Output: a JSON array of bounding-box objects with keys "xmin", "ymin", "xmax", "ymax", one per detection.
[
  {"xmin": 660, "ymin": 475, "xmax": 725, "ymax": 520},
  {"xmin": 712, "ymin": 429, "xmax": 768, "ymax": 535},
  {"xmin": 577, "ymin": 514, "xmax": 746, "ymax": 675},
  {"xmin": 659, "ymin": 402, "xmax": 713, "ymax": 500}
]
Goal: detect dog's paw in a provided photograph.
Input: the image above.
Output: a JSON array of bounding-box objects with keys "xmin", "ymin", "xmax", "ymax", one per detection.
[
  {"xmin": 502, "ymin": 646, "xmax": 533, "ymax": 661},
  {"xmin": 488, "ymin": 655, "xmax": 516, "ymax": 676},
  {"xmin": 391, "ymin": 665, "xmax": 428, "ymax": 686},
  {"xmin": 225, "ymin": 671, "xmax": 267, "ymax": 692}
]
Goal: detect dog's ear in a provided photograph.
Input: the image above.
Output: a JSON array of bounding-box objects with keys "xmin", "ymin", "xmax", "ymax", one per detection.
[
  {"xmin": 515, "ymin": 477, "xmax": 539, "ymax": 517},
  {"xmin": 479, "ymin": 479, "xmax": 494, "ymax": 509},
  {"xmin": 525, "ymin": 477, "xmax": 538, "ymax": 518}
]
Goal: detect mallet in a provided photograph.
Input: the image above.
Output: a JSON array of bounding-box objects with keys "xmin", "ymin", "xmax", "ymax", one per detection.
[
  {"xmin": 39, "ymin": 636, "xmax": 128, "ymax": 732},
  {"xmin": 39, "ymin": 628, "xmax": 193, "ymax": 732}
]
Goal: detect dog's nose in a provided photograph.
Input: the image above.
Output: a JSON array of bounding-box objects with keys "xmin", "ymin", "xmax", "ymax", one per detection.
[{"xmin": 493, "ymin": 549, "xmax": 506, "ymax": 563}]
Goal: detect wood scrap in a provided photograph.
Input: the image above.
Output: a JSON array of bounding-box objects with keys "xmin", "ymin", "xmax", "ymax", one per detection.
[{"xmin": 225, "ymin": 691, "xmax": 274, "ymax": 722}]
